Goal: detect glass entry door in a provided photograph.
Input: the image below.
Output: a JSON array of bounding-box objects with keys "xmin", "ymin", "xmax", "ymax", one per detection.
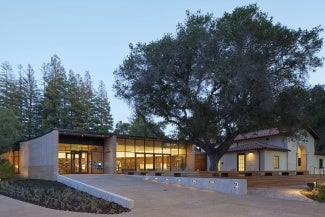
[{"xmin": 71, "ymin": 151, "xmax": 88, "ymax": 173}]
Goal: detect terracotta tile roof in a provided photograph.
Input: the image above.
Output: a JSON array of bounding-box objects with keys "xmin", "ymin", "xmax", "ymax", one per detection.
[
  {"xmin": 227, "ymin": 141, "xmax": 289, "ymax": 153},
  {"xmin": 234, "ymin": 128, "xmax": 288, "ymax": 141}
]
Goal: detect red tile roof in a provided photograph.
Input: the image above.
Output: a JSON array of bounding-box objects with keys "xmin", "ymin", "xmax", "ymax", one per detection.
[
  {"xmin": 227, "ymin": 141, "xmax": 289, "ymax": 152},
  {"xmin": 234, "ymin": 128, "xmax": 288, "ymax": 141}
]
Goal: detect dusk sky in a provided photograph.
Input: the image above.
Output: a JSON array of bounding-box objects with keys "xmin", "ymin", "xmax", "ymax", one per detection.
[{"xmin": 1, "ymin": 0, "xmax": 324, "ymax": 125}]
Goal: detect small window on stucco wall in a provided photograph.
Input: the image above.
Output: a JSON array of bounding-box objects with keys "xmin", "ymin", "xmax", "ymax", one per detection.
[
  {"xmin": 298, "ymin": 158, "xmax": 302, "ymax": 167},
  {"xmin": 319, "ymin": 159, "xmax": 324, "ymax": 169},
  {"xmin": 273, "ymin": 156, "xmax": 279, "ymax": 169}
]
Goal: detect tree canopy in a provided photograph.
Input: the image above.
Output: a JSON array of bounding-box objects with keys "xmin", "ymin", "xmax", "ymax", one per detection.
[
  {"xmin": 0, "ymin": 108, "xmax": 22, "ymax": 153},
  {"xmin": 304, "ymin": 85, "xmax": 325, "ymax": 152},
  {"xmin": 114, "ymin": 5, "xmax": 323, "ymax": 170},
  {"xmin": 0, "ymin": 55, "xmax": 114, "ymax": 145},
  {"xmin": 114, "ymin": 113, "xmax": 166, "ymax": 138}
]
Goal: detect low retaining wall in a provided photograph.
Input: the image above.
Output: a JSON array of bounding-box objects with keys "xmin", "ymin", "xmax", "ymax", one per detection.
[
  {"xmin": 132, "ymin": 175, "xmax": 247, "ymax": 195},
  {"xmin": 199, "ymin": 170, "xmax": 309, "ymax": 177},
  {"xmin": 56, "ymin": 174, "xmax": 134, "ymax": 209}
]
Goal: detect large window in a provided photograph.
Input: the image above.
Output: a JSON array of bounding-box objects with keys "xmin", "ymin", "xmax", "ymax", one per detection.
[
  {"xmin": 116, "ymin": 137, "xmax": 187, "ymax": 172},
  {"xmin": 273, "ymin": 155, "xmax": 279, "ymax": 169}
]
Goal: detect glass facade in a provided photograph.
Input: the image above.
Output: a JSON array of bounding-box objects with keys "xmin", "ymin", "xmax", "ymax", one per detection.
[
  {"xmin": 57, "ymin": 135, "xmax": 188, "ymax": 174},
  {"xmin": 58, "ymin": 143, "xmax": 104, "ymax": 174},
  {"xmin": 116, "ymin": 137, "xmax": 187, "ymax": 173}
]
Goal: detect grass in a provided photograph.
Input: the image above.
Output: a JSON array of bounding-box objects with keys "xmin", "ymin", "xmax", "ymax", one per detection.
[{"xmin": 0, "ymin": 178, "xmax": 130, "ymax": 214}]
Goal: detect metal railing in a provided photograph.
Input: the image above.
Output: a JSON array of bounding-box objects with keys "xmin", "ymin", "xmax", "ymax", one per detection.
[{"xmin": 312, "ymin": 166, "xmax": 325, "ymax": 176}]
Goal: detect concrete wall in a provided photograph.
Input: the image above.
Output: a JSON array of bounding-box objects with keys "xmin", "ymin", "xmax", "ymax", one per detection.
[
  {"xmin": 104, "ymin": 135, "xmax": 116, "ymax": 174},
  {"xmin": 132, "ymin": 175, "xmax": 247, "ymax": 195},
  {"xmin": 19, "ymin": 141, "xmax": 29, "ymax": 178},
  {"xmin": 57, "ymin": 174, "xmax": 134, "ymax": 209},
  {"xmin": 19, "ymin": 130, "xmax": 58, "ymax": 180}
]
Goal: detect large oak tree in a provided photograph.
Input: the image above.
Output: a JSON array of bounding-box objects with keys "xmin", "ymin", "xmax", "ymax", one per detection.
[{"xmin": 114, "ymin": 5, "xmax": 323, "ymax": 170}]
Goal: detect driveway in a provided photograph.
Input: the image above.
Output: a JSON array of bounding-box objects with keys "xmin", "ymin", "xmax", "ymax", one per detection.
[{"xmin": 1, "ymin": 174, "xmax": 324, "ymax": 217}]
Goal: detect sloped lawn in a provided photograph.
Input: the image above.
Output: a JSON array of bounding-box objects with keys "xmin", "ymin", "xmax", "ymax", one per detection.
[{"xmin": 0, "ymin": 179, "xmax": 130, "ymax": 214}]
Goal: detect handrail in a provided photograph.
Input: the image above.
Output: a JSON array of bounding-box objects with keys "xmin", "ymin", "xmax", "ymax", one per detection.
[{"xmin": 311, "ymin": 166, "xmax": 325, "ymax": 176}]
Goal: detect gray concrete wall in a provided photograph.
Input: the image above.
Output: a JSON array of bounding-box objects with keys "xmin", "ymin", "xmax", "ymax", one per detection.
[
  {"xmin": 57, "ymin": 174, "xmax": 134, "ymax": 209},
  {"xmin": 19, "ymin": 141, "xmax": 29, "ymax": 178},
  {"xmin": 19, "ymin": 130, "xmax": 58, "ymax": 180},
  {"xmin": 104, "ymin": 135, "xmax": 116, "ymax": 174},
  {"xmin": 132, "ymin": 175, "xmax": 247, "ymax": 195}
]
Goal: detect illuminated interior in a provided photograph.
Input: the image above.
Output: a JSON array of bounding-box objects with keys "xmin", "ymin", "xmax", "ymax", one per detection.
[
  {"xmin": 58, "ymin": 143, "xmax": 104, "ymax": 174},
  {"xmin": 116, "ymin": 137, "xmax": 187, "ymax": 173}
]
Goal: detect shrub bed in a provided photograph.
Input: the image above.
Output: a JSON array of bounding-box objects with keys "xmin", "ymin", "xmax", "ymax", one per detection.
[
  {"xmin": 0, "ymin": 179, "xmax": 130, "ymax": 214},
  {"xmin": 302, "ymin": 183, "xmax": 325, "ymax": 202},
  {"xmin": 0, "ymin": 159, "xmax": 15, "ymax": 180}
]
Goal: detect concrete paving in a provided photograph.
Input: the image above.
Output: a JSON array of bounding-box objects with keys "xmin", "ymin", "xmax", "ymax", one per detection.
[{"xmin": 1, "ymin": 174, "xmax": 325, "ymax": 217}]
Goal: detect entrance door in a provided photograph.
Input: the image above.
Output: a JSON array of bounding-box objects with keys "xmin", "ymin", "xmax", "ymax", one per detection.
[
  {"xmin": 237, "ymin": 153, "xmax": 245, "ymax": 172},
  {"xmin": 71, "ymin": 151, "xmax": 88, "ymax": 173}
]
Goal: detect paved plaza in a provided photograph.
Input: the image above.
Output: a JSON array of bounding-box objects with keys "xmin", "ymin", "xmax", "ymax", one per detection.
[{"xmin": 1, "ymin": 174, "xmax": 325, "ymax": 217}]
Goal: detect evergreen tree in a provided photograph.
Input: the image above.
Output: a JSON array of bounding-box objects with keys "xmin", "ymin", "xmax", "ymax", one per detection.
[
  {"xmin": 128, "ymin": 113, "xmax": 166, "ymax": 138},
  {"xmin": 92, "ymin": 81, "xmax": 113, "ymax": 133},
  {"xmin": 0, "ymin": 62, "xmax": 14, "ymax": 108},
  {"xmin": 41, "ymin": 55, "xmax": 68, "ymax": 132},
  {"xmin": 23, "ymin": 65, "xmax": 41, "ymax": 138},
  {"xmin": 0, "ymin": 55, "xmax": 115, "ymax": 138},
  {"xmin": 114, "ymin": 121, "xmax": 131, "ymax": 135},
  {"xmin": 81, "ymin": 71, "xmax": 96, "ymax": 130},
  {"xmin": 0, "ymin": 108, "xmax": 23, "ymax": 153},
  {"xmin": 66, "ymin": 70, "xmax": 89, "ymax": 130}
]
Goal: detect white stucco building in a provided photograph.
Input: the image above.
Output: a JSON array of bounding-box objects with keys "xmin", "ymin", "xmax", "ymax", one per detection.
[{"xmin": 219, "ymin": 128, "xmax": 325, "ymax": 175}]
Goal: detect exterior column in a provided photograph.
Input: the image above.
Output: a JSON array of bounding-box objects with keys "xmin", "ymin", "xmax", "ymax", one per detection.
[
  {"xmin": 104, "ymin": 135, "xmax": 117, "ymax": 174},
  {"xmin": 186, "ymin": 145, "xmax": 195, "ymax": 171}
]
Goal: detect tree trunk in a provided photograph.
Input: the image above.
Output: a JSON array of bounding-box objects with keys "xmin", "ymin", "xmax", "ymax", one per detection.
[
  {"xmin": 207, "ymin": 153, "xmax": 219, "ymax": 171},
  {"xmin": 207, "ymin": 150, "xmax": 228, "ymax": 171}
]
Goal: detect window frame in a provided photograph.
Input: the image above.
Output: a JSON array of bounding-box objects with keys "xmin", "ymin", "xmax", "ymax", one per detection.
[{"xmin": 273, "ymin": 155, "xmax": 280, "ymax": 169}]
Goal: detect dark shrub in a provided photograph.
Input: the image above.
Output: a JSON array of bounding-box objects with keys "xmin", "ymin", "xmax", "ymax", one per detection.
[{"xmin": 0, "ymin": 159, "xmax": 15, "ymax": 180}]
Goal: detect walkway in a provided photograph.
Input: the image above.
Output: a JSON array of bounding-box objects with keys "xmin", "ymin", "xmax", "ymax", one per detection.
[{"xmin": 1, "ymin": 174, "xmax": 325, "ymax": 217}]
